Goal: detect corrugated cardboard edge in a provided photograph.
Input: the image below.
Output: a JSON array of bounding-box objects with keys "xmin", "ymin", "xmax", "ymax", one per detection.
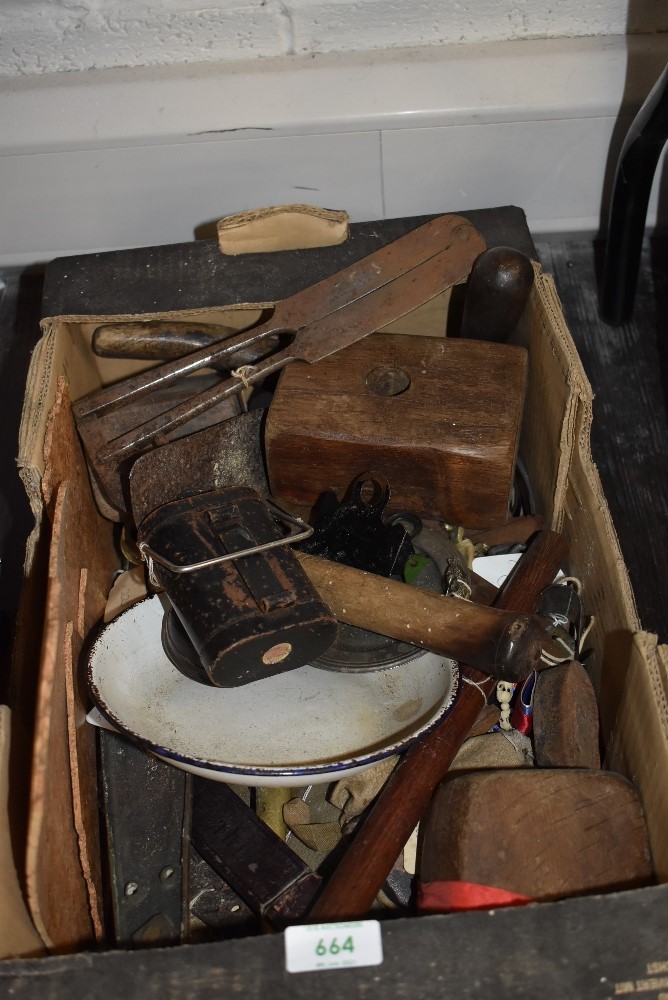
[
  {"xmin": 530, "ymin": 265, "xmax": 668, "ymax": 878},
  {"xmin": 25, "ymin": 481, "xmax": 96, "ymax": 952},
  {"xmin": 18, "ymin": 331, "xmax": 56, "ymax": 525},
  {"xmin": 529, "ymin": 266, "xmax": 639, "ymax": 631},
  {"xmin": 216, "ymin": 204, "xmax": 349, "ymax": 255},
  {"xmin": 23, "ymin": 379, "xmax": 122, "ymax": 951},
  {"xmin": 603, "ymin": 631, "xmax": 668, "ymax": 881}
]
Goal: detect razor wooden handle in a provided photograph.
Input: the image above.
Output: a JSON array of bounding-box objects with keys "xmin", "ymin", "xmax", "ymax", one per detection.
[
  {"xmin": 306, "ymin": 528, "xmax": 568, "ymax": 922},
  {"xmin": 296, "ymin": 551, "xmax": 546, "ymax": 682},
  {"xmin": 92, "ymin": 321, "xmax": 278, "ymax": 371},
  {"xmin": 93, "ymin": 322, "xmax": 234, "ymax": 359}
]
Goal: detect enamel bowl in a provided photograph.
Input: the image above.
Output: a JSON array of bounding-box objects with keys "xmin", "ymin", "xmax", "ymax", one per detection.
[{"xmin": 87, "ymin": 595, "xmax": 459, "ymax": 786}]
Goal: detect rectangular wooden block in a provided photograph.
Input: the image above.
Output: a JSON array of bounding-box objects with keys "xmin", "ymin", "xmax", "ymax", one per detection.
[
  {"xmin": 420, "ymin": 769, "xmax": 654, "ymax": 901},
  {"xmin": 265, "ymin": 334, "xmax": 528, "ymax": 526}
]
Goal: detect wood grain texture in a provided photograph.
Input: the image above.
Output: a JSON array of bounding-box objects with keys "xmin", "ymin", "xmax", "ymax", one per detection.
[
  {"xmin": 532, "ymin": 660, "xmax": 601, "ymax": 768},
  {"xmin": 266, "ymin": 335, "xmax": 528, "ymax": 526},
  {"xmin": 420, "ymin": 769, "xmax": 653, "ymax": 899},
  {"xmin": 296, "ymin": 551, "xmax": 545, "ymax": 681},
  {"xmin": 307, "ymin": 529, "xmax": 566, "ymax": 921},
  {"xmin": 26, "ymin": 483, "xmax": 93, "ymax": 951},
  {"xmin": 26, "ymin": 382, "xmax": 118, "ymax": 951}
]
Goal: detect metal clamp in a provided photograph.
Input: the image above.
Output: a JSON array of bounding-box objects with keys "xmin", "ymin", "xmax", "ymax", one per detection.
[{"xmin": 138, "ymin": 501, "xmax": 313, "ymax": 577}]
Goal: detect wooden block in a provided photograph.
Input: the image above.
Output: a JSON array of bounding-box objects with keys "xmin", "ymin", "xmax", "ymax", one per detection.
[
  {"xmin": 420, "ymin": 769, "xmax": 654, "ymax": 901},
  {"xmin": 265, "ymin": 334, "xmax": 528, "ymax": 527},
  {"xmin": 533, "ymin": 660, "xmax": 601, "ymax": 768}
]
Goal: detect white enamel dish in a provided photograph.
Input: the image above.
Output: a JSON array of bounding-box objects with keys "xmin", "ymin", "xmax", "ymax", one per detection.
[{"xmin": 88, "ymin": 595, "xmax": 459, "ymax": 786}]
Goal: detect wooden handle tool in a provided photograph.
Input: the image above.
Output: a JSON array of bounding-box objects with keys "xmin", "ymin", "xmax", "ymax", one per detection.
[
  {"xmin": 73, "ymin": 214, "xmax": 485, "ymax": 517},
  {"xmin": 460, "ymin": 246, "xmax": 535, "ymax": 343},
  {"xmin": 296, "ymin": 552, "xmax": 548, "ymax": 683},
  {"xmin": 93, "ymin": 321, "xmax": 235, "ymax": 360},
  {"xmin": 305, "ymin": 528, "xmax": 567, "ymax": 922}
]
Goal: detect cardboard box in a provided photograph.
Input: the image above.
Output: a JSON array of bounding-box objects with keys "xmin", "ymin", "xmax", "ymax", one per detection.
[{"xmin": 6, "ymin": 208, "xmax": 668, "ymax": 992}]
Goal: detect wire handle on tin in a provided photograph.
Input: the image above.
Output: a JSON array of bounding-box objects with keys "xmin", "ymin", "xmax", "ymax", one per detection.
[{"xmin": 138, "ymin": 501, "xmax": 313, "ymax": 577}]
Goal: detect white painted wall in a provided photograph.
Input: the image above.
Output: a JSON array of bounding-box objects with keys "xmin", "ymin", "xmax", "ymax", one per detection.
[
  {"xmin": 0, "ymin": 0, "xmax": 666, "ymax": 76},
  {"xmin": 1, "ymin": 33, "xmax": 667, "ymax": 266},
  {"xmin": 0, "ymin": 2, "xmax": 666, "ymax": 264}
]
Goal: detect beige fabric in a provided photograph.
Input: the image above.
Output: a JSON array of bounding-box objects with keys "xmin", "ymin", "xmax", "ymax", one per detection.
[
  {"xmin": 282, "ymin": 798, "xmax": 342, "ymax": 853},
  {"xmin": 449, "ymin": 731, "xmax": 534, "ymax": 772},
  {"xmin": 216, "ymin": 204, "xmax": 349, "ymax": 255},
  {"xmin": 329, "ymin": 755, "xmax": 399, "ymax": 833},
  {"xmin": 0, "ymin": 707, "xmax": 45, "ymax": 958},
  {"xmin": 283, "ymin": 756, "xmax": 400, "ymax": 849}
]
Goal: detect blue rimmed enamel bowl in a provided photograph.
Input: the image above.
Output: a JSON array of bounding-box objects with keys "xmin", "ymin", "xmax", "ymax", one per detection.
[{"xmin": 88, "ymin": 595, "xmax": 459, "ymax": 786}]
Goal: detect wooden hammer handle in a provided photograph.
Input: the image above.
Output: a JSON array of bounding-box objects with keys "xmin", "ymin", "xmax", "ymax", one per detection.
[
  {"xmin": 306, "ymin": 528, "xmax": 567, "ymax": 922},
  {"xmin": 296, "ymin": 551, "xmax": 545, "ymax": 682}
]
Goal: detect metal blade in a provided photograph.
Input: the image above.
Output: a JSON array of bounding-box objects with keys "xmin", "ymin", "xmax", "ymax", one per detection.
[
  {"xmin": 73, "ymin": 215, "xmax": 473, "ymax": 421},
  {"xmin": 75, "ymin": 214, "xmax": 485, "ymax": 516}
]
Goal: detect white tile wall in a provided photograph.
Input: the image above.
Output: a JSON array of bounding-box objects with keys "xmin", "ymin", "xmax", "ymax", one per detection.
[
  {"xmin": 1, "ymin": 132, "xmax": 383, "ymax": 261},
  {"xmin": 1, "ymin": 34, "xmax": 667, "ymax": 265},
  {"xmin": 381, "ymin": 117, "xmax": 636, "ymax": 233}
]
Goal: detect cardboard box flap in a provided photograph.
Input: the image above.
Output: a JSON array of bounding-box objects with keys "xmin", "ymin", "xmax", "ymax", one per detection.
[
  {"xmin": 603, "ymin": 631, "xmax": 668, "ymax": 881},
  {"xmin": 517, "ymin": 268, "xmax": 640, "ymax": 639}
]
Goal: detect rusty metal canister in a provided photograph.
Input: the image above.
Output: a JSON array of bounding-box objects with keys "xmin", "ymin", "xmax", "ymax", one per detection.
[{"xmin": 138, "ymin": 486, "xmax": 338, "ymax": 687}]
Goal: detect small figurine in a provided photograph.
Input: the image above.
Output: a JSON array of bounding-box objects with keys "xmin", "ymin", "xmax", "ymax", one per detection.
[{"xmin": 496, "ymin": 680, "xmax": 515, "ymax": 731}]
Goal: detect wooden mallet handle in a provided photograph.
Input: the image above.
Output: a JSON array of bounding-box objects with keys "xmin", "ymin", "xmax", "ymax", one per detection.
[
  {"xmin": 460, "ymin": 246, "xmax": 535, "ymax": 343},
  {"xmin": 306, "ymin": 528, "xmax": 567, "ymax": 922},
  {"xmin": 296, "ymin": 551, "xmax": 547, "ymax": 682}
]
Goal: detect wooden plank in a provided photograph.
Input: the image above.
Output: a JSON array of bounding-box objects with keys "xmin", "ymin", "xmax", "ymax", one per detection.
[{"xmin": 420, "ymin": 770, "xmax": 652, "ymax": 898}]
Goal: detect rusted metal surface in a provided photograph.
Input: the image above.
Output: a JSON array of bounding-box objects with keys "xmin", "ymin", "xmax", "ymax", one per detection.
[
  {"xmin": 129, "ymin": 408, "xmax": 268, "ymax": 527},
  {"xmin": 99, "ymin": 729, "xmax": 189, "ymax": 947},
  {"xmin": 85, "ymin": 372, "xmax": 243, "ymax": 520},
  {"xmin": 73, "ymin": 214, "xmax": 485, "ymax": 517}
]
